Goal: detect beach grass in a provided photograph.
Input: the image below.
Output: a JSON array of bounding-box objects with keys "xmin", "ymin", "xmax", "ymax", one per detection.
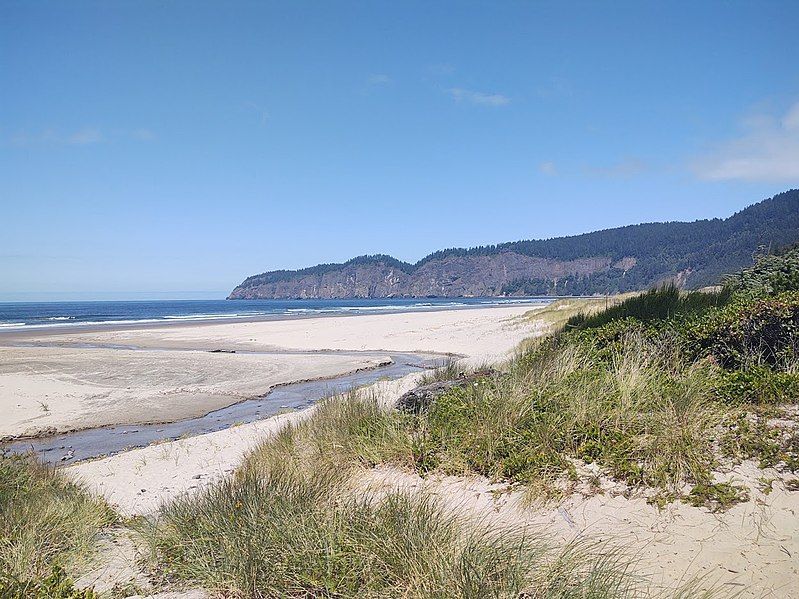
[
  {"xmin": 140, "ymin": 431, "xmax": 638, "ymax": 599},
  {"xmin": 520, "ymin": 295, "xmax": 633, "ymax": 335},
  {"xmin": 0, "ymin": 453, "xmax": 116, "ymax": 594},
  {"xmin": 565, "ymin": 284, "xmax": 732, "ymax": 331},
  {"xmin": 410, "ymin": 328, "xmax": 722, "ymax": 496},
  {"xmin": 417, "ymin": 356, "xmax": 464, "ymax": 385}
]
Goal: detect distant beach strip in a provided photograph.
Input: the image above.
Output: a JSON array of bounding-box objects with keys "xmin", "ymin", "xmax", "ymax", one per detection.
[{"xmin": 0, "ymin": 297, "xmax": 552, "ymax": 332}]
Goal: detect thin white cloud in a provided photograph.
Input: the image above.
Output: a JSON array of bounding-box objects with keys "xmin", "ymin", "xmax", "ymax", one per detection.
[
  {"xmin": 67, "ymin": 128, "xmax": 103, "ymax": 145},
  {"xmin": 782, "ymin": 102, "xmax": 799, "ymax": 130},
  {"xmin": 693, "ymin": 101, "xmax": 799, "ymax": 182},
  {"xmin": 8, "ymin": 127, "xmax": 153, "ymax": 146},
  {"xmin": 538, "ymin": 161, "xmax": 557, "ymax": 176},
  {"xmin": 448, "ymin": 87, "xmax": 510, "ymax": 107},
  {"xmin": 243, "ymin": 101, "xmax": 270, "ymax": 126},
  {"xmin": 585, "ymin": 158, "xmax": 647, "ymax": 179},
  {"xmin": 368, "ymin": 73, "xmax": 392, "ymax": 85},
  {"xmin": 130, "ymin": 128, "xmax": 156, "ymax": 141}
]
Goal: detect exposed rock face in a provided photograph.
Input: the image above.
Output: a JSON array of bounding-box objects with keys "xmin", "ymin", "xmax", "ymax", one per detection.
[
  {"xmin": 231, "ymin": 263, "xmax": 410, "ymax": 300},
  {"xmin": 228, "ymin": 190, "xmax": 799, "ymax": 299},
  {"xmin": 228, "ymin": 252, "xmax": 618, "ymax": 299},
  {"xmin": 407, "ymin": 254, "xmax": 612, "ymax": 297}
]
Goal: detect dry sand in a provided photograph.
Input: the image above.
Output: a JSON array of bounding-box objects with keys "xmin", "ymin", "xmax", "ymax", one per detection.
[
  {"xmin": 0, "ymin": 305, "xmax": 537, "ymax": 439},
  {"xmin": 23, "ymin": 305, "xmax": 537, "ymax": 362}
]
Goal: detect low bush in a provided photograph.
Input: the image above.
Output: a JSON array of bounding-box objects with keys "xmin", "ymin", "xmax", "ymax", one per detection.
[
  {"xmin": 726, "ymin": 244, "xmax": 799, "ymax": 295},
  {"xmin": 566, "ymin": 284, "xmax": 731, "ymax": 331},
  {"xmin": 0, "ymin": 565, "xmax": 97, "ymax": 599},
  {"xmin": 679, "ymin": 292, "xmax": 799, "ymax": 372},
  {"xmin": 712, "ymin": 367, "xmax": 799, "ymax": 404},
  {"xmin": 685, "ymin": 482, "xmax": 749, "ymax": 513}
]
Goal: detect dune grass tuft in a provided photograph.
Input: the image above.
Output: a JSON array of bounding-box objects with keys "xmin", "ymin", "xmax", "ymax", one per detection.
[
  {"xmin": 566, "ymin": 284, "xmax": 731, "ymax": 331},
  {"xmin": 411, "ymin": 329, "xmax": 721, "ymax": 495},
  {"xmin": 0, "ymin": 453, "xmax": 116, "ymax": 591},
  {"xmin": 140, "ymin": 442, "xmax": 637, "ymax": 598}
]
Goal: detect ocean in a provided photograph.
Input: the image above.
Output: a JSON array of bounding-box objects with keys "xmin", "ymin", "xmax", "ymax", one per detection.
[{"xmin": 0, "ymin": 297, "xmax": 552, "ymax": 331}]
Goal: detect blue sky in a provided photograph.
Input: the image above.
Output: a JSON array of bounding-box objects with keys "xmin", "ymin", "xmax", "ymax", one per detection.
[{"xmin": 2, "ymin": 1, "xmax": 798, "ymax": 300}]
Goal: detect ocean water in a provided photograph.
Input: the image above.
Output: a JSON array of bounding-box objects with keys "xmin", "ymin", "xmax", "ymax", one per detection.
[{"xmin": 0, "ymin": 297, "xmax": 552, "ymax": 331}]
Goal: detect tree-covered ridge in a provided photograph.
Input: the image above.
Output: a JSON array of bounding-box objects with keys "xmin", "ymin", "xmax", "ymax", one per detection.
[
  {"xmin": 239, "ymin": 254, "xmax": 415, "ymax": 287},
  {"xmin": 233, "ymin": 189, "xmax": 799, "ymax": 296},
  {"xmin": 422, "ymin": 189, "xmax": 799, "ymax": 265}
]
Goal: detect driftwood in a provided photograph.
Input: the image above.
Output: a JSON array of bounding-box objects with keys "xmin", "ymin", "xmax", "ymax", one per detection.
[{"xmin": 395, "ymin": 370, "xmax": 493, "ymax": 413}]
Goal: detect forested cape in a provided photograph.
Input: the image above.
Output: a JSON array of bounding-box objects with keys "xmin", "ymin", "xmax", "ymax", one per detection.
[{"xmin": 229, "ymin": 189, "xmax": 799, "ymax": 299}]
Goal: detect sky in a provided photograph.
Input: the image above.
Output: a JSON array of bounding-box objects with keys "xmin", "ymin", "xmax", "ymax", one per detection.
[{"xmin": 1, "ymin": 1, "xmax": 798, "ymax": 301}]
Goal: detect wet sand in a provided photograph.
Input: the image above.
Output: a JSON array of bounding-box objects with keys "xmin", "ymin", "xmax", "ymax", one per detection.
[
  {"xmin": 0, "ymin": 345, "xmax": 390, "ymax": 439},
  {"xmin": 0, "ymin": 305, "xmax": 539, "ymax": 439}
]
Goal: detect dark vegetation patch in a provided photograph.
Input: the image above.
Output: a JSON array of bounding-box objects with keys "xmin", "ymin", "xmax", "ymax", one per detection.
[
  {"xmin": 565, "ymin": 284, "xmax": 731, "ymax": 331},
  {"xmin": 684, "ymin": 482, "xmax": 749, "ymax": 513}
]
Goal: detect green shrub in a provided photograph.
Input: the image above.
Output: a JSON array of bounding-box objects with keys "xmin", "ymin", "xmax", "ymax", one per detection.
[
  {"xmin": 679, "ymin": 292, "xmax": 799, "ymax": 370},
  {"xmin": 720, "ymin": 412, "xmax": 799, "ymax": 471},
  {"xmin": 685, "ymin": 482, "xmax": 749, "ymax": 512},
  {"xmin": 566, "ymin": 284, "xmax": 731, "ymax": 331},
  {"xmin": 0, "ymin": 565, "xmax": 97, "ymax": 599},
  {"xmin": 713, "ymin": 367, "xmax": 799, "ymax": 404},
  {"xmin": 726, "ymin": 244, "xmax": 799, "ymax": 295}
]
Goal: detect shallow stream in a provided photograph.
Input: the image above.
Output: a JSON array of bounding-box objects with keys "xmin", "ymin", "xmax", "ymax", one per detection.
[{"xmin": 2, "ymin": 351, "xmax": 439, "ymax": 466}]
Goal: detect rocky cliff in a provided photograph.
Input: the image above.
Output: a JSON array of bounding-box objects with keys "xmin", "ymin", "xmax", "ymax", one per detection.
[{"xmin": 229, "ymin": 189, "xmax": 799, "ymax": 299}]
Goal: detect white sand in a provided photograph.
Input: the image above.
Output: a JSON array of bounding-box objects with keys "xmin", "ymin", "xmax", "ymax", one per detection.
[
  {"xmin": 0, "ymin": 346, "xmax": 390, "ymax": 438},
  {"xmin": 0, "ymin": 306, "xmax": 537, "ymax": 439},
  {"xmin": 32, "ymin": 305, "xmax": 537, "ymax": 362}
]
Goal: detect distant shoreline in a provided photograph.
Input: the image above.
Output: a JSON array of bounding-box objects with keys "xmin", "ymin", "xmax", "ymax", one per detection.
[
  {"xmin": 0, "ymin": 304, "xmax": 542, "ymax": 444},
  {"xmin": 0, "ymin": 297, "xmax": 552, "ymax": 341}
]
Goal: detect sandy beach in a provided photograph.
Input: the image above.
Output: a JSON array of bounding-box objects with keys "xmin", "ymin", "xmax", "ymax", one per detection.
[
  {"xmin": 0, "ymin": 305, "xmax": 537, "ymax": 439},
  {"xmin": 10, "ymin": 304, "xmax": 538, "ymax": 359},
  {"xmin": 4, "ymin": 303, "xmax": 796, "ymax": 597},
  {"xmin": 0, "ymin": 346, "xmax": 393, "ymax": 439}
]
